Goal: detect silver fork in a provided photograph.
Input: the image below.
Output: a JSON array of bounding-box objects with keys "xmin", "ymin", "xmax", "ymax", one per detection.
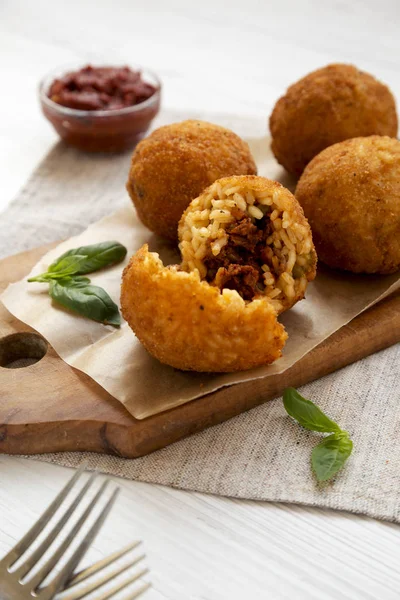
[
  {"xmin": 59, "ymin": 542, "xmax": 150, "ymax": 599},
  {"xmin": 0, "ymin": 464, "xmax": 149, "ymax": 599}
]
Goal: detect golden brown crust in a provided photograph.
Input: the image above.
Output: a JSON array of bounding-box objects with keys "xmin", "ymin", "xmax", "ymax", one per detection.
[
  {"xmin": 126, "ymin": 120, "xmax": 257, "ymax": 240},
  {"xmin": 295, "ymin": 135, "xmax": 400, "ymax": 274},
  {"xmin": 121, "ymin": 245, "xmax": 287, "ymax": 372},
  {"xmin": 270, "ymin": 64, "xmax": 398, "ymax": 176}
]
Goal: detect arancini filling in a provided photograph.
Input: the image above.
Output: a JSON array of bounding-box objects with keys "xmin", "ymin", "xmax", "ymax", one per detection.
[
  {"xmin": 203, "ymin": 208, "xmax": 272, "ymax": 300},
  {"xmin": 179, "ymin": 179, "xmax": 315, "ymax": 311}
]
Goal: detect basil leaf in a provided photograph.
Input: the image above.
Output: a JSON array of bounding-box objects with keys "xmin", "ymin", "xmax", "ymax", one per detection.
[
  {"xmin": 46, "ymin": 255, "xmax": 88, "ymax": 275},
  {"xmin": 54, "ymin": 276, "xmax": 91, "ymax": 287},
  {"xmin": 49, "ymin": 278, "xmax": 121, "ymax": 326},
  {"xmin": 27, "ymin": 274, "xmax": 54, "ymax": 283},
  {"xmin": 283, "ymin": 388, "xmax": 341, "ymax": 433},
  {"xmin": 28, "ymin": 256, "xmax": 88, "ymax": 282},
  {"xmin": 49, "ymin": 241, "xmax": 127, "ymax": 276},
  {"xmin": 311, "ymin": 433, "xmax": 353, "ymax": 482}
]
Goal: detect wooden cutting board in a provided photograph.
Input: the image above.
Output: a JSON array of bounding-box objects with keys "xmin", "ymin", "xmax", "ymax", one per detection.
[{"xmin": 0, "ymin": 243, "xmax": 399, "ymax": 458}]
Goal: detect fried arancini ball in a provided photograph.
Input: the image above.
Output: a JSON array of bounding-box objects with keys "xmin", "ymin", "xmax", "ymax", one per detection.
[
  {"xmin": 122, "ymin": 176, "xmax": 316, "ymax": 372},
  {"xmin": 121, "ymin": 245, "xmax": 287, "ymax": 372},
  {"xmin": 270, "ymin": 64, "xmax": 398, "ymax": 176},
  {"xmin": 295, "ymin": 136, "xmax": 400, "ymax": 274},
  {"xmin": 126, "ymin": 120, "xmax": 257, "ymax": 240},
  {"xmin": 179, "ymin": 176, "xmax": 317, "ymax": 314}
]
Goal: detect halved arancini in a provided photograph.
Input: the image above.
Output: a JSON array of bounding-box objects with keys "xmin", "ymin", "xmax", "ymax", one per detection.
[
  {"xmin": 179, "ymin": 175, "xmax": 317, "ymax": 314},
  {"xmin": 121, "ymin": 176, "xmax": 316, "ymax": 372},
  {"xmin": 121, "ymin": 245, "xmax": 287, "ymax": 372}
]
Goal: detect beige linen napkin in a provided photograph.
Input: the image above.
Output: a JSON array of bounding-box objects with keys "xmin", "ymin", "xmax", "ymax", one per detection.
[{"xmin": 1, "ymin": 111, "xmax": 399, "ymax": 522}]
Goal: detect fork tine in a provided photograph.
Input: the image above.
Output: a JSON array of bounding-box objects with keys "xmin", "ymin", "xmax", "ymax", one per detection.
[
  {"xmin": 59, "ymin": 553, "xmax": 146, "ymax": 600},
  {"xmin": 91, "ymin": 567, "xmax": 149, "ymax": 600},
  {"xmin": 14, "ymin": 471, "xmax": 98, "ymax": 580},
  {"xmin": 67, "ymin": 541, "xmax": 142, "ymax": 587},
  {"xmin": 0, "ymin": 463, "xmax": 87, "ymax": 569},
  {"xmin": 39, "ymin": 486, "xmax": 120, "ymax": 600},
  {"xmin": 125, "ymin": 582, "xmax": 152, "ymax": 600},
  {"xmin": 27, "ymin": 479, "xmax": 113, "ymax": 592}
]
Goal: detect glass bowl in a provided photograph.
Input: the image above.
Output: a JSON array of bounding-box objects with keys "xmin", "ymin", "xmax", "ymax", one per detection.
[{"xmin": 39, "ymin": 64, "xmax": 161, "ymax": 153}]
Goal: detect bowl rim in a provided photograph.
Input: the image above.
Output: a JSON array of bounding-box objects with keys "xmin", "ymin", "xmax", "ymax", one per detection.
[{"xmin": 39, "ymin": 63, "xmax": 162, "ymax": 118}]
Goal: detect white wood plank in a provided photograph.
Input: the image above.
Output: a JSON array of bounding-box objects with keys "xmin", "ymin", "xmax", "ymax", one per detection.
[{"xmin": 1, "ymin": 457, "xmax": 400, "ymax": 599}]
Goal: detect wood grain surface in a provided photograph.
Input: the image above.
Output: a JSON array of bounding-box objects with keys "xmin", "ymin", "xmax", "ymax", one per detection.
[{"xmin": 0, "ymin": 243, "xmax": 399, "ymax": 458}]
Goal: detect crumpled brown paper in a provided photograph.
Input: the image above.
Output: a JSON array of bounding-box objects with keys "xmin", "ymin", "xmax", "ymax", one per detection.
[{"xmin": 2, "ymin": 138, "xmax": 400, "ymax": 419}]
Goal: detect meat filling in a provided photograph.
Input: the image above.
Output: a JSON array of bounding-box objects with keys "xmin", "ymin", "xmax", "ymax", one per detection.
[{"xmin": 204, "ymin": 209, "xmax": 275, "ymax": 300}]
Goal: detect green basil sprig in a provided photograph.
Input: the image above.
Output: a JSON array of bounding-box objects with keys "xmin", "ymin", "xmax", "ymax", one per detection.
[
  {"xmin": 27, "ymin": 241, "xmax": 127, "ymax": 327},
  {"xmin": 283, "ymin": 388, "xmax": 353, "ymax": 482},
  {"xmin": 49, "ymin": 277, "xmax": 121, "ymax": 326},
  {"xmin": 311, "ymin": 432, "xmax": 353, "ymax": 482},
  {"xmin": 29, "ymin": 241, "xmax": 127, "ymax": 282}
]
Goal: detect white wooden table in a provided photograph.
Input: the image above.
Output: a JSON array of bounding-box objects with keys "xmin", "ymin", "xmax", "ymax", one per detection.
[{"xmin": 1, "ymin": 1, "xmax": 400, "ymax": 598}]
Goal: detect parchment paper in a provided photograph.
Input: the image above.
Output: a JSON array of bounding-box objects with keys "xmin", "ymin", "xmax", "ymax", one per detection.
[{"xmin": 2, "ymin": 137, "xmax": 400, "ymax": 419}]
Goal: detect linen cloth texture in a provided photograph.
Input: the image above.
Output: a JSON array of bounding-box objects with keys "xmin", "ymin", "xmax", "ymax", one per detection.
[{"xmin": 1, "ymin": 112, "xmax": 399, "ymax": 522}]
